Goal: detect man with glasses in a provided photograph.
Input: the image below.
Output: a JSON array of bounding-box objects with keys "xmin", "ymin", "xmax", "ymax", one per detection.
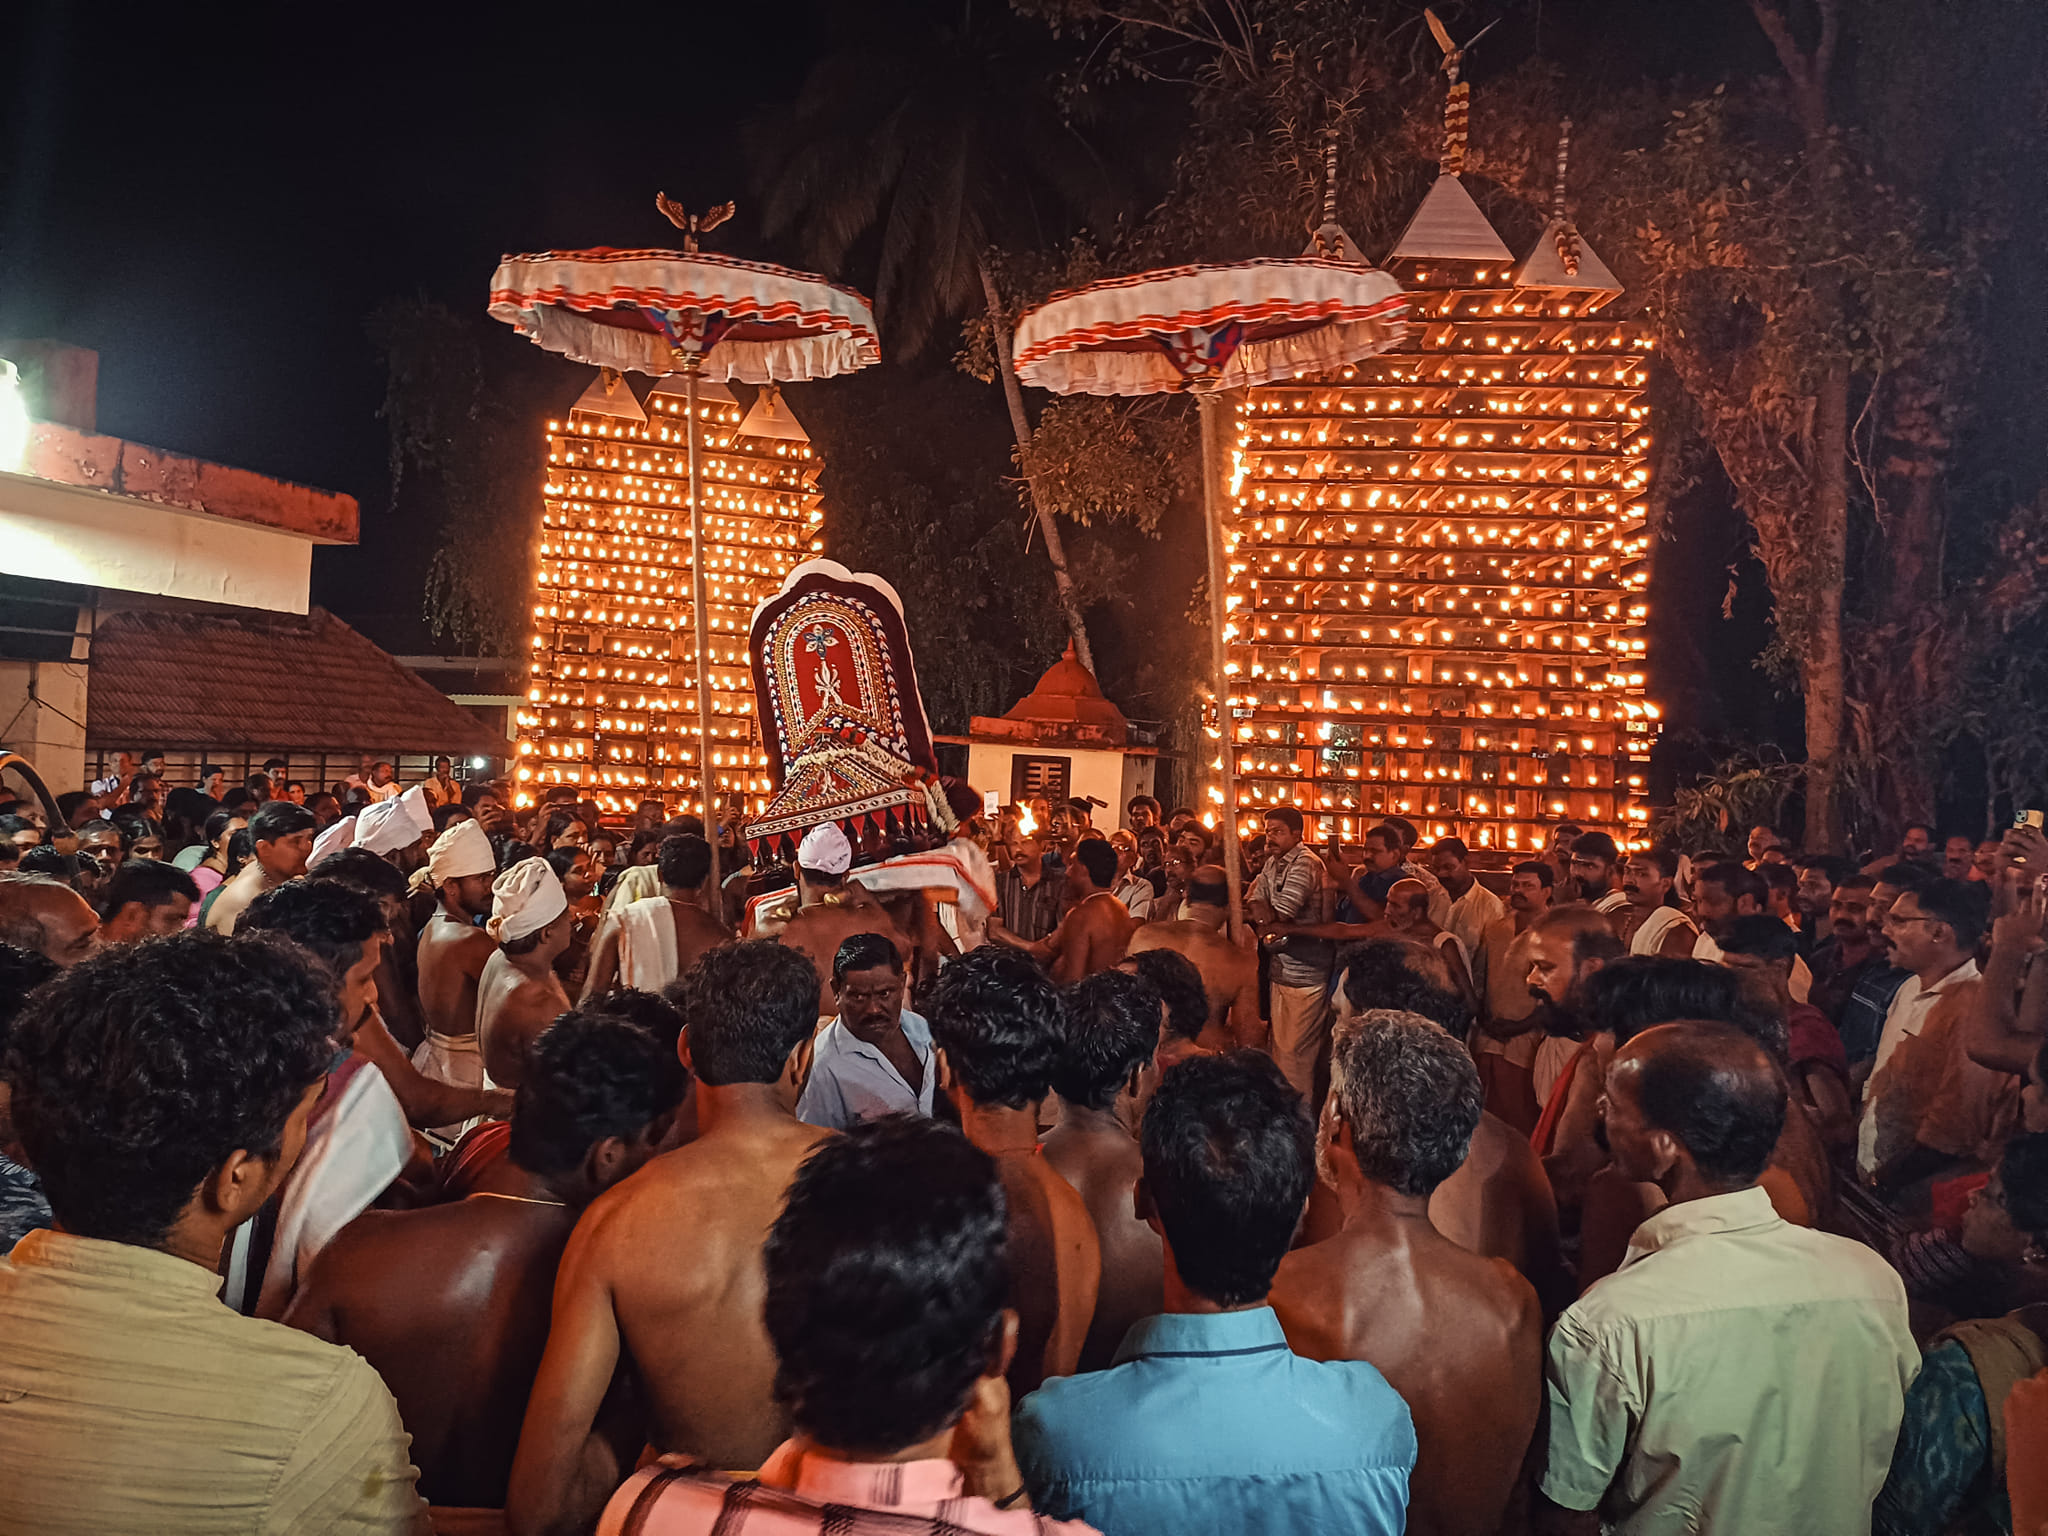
[{"xmin": 1858, "ymin": 877, "xmax": 1989, "ymax": 1186}]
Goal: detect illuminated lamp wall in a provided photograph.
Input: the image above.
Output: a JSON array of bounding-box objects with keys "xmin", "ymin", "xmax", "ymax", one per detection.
[
  {"xmin": 1228, "ymin": 175, "xmax": 1656, "ymax": 857},
  {"xmin": 515, "ymin": 371, "xmax": 825, "ymax": 816}
]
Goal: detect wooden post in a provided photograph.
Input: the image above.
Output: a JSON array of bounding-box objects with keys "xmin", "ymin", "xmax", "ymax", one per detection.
[
  {"xmin": 683, "ymin": 359, "xmax": 721, "ymax": 905},
  {"xmin": 1198, "ymin": 389, "xmax": 1246, "ymax": 944}
]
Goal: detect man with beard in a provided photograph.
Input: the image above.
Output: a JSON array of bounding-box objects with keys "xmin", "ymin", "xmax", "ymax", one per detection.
[
  {"xmin": 1522, "ymin": 907, "xmax": 1625, "ymax": 1205},
  {"xmin": 1621, "ymin": 848, "xmax": 1697, "ymax": 958},
  {"xmin": 1430, "ymin": 837, "xmax": 1503, "ymax": 974},
  {"xmin": 1860, "ymin": 877, "xmax": 1992, "ymax": 1193},
  {"xmin": 414, "ymin": 819, "xmax": 501, "ymax": 1110},
  {"xmin": 1469, "ymin": 863, "xmax": 1559, "ymax": 1133},
  {"xmin": 1568, "ymin": 832, "xmax": 1628, "ymax": 917},
  {"xmin": 1691, "ymin": 861, "xmax": 1816, "ymax": 1003},
  {"xmin": 1793, "ymin": 855, "xmax": 1850, "ymax": 951},
  {"xmin": 1863, "ymin": 820, "xmax": 1939, "ymax": 878},
  {"xmin": 1807, "ymin": 871, "xmax": 1888, "ymax": 1028}
]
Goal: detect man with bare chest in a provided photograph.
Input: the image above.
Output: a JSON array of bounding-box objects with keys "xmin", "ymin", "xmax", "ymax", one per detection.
[
  {"xmin": 989, "ymin": 837, "xmax": 1133, "ymax": 985},
  {"xmin": 1040, "ymin": 969, "xmax": 1163, "ymax": 1372},
  {"xmin": 413, "ymin": 820, "xmax": 499, "ymax": 1103},
  {"xmin": 1127, "ymin": 867, "xmax": 1259, "ymax": 1048},
  {"xmin": 580, "ymin": 833, "xmax": 730, "ymax": 1001},
  {"xmin": 925, "ymin": 947, "xmax": 1100, "ymax": 1398},
  {"xmin": 284, "ymin": 1010, "xmax": 685, "ymax": 1512},
  {"xmin": 477, "ymin": 858, "xmax": 573, "ymax": 1090},
  {"xmin": 1271, "ymin": 1010, "xmax": 1543, "ymax": 1536},
  {"xmin": 507, "ymin": 941, "xmax": 828, "ymax": 1536},
  {"xmin": 772, "ymin": 824, "xmax": 908, "ymax": 1017}
]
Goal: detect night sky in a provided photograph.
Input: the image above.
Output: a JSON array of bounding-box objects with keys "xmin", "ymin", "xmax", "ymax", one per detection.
[{"xmin": 1, "ymin": 1, "xmax": 866, "ymax": 645}]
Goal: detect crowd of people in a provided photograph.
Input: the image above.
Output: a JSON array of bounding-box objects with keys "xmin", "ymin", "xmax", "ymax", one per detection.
[{"xmin": 4, "ymin": 755, "xmax": 2048, "ymax": 1536}]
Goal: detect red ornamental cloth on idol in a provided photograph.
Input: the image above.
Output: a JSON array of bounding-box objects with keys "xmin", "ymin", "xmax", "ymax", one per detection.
[{"xmin": 747, "ymin": 560, "xmax": 941, "ymax": 857}]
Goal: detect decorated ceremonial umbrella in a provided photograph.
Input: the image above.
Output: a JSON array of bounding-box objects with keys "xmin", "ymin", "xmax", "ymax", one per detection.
[
  {"xmin": 1011, "ymin": 240, "xmax": 1407, "ymax": 935},
  {"xmin": 489, "ymin": 198, "xmax": 881, "ymax": 896}
]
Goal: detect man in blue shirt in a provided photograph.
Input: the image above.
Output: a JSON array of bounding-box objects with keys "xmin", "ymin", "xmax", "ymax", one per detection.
[{"xmin": 1013, "ymin": 1051, "xmax": 1415, "ymax": 1536}]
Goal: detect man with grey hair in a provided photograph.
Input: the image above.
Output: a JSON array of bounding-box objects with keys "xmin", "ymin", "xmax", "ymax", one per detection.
[{"xmin": 1271, "ymin": 1009, "xmax": 1542, "ymax": 1536}]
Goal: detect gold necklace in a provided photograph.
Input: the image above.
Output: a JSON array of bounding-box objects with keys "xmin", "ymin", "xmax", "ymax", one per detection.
[{"xmin": 471, "ymin": 1191, "xmax": 568, "ymax": 1208}]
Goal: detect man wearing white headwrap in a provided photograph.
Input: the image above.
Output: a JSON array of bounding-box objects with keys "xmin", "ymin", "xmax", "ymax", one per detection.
[
  {"xmin": 355, "ymin": 785, "xmax": 434, "ymax": 870},
  {"xmin": 773, "ymin": 822, "xmax": 908, "ymax": 1020},
  {"xmin": 307, "ymin": 814, "xmax": 357, "ymax": 871},
  {"xmin": 412, "ymin": 819, "xmax": 502, "ymax": 1126},
  {"xmin": 475, "ymin": 858, "xmax": 573, "ymax": 1091}
]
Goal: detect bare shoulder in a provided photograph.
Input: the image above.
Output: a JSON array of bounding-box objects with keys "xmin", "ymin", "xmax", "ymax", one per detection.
[
  {"xmin": 1493, "ymin": 1256, "xmax": 1543, "ymax": 1329},
  {"xmin": 589, "ymin": 1123, "xmax": 826, "ymax": 1234},
  {"xmin": 1464, "ymin": 1110, "xmax": 1538, "ymax": 1177},
  {"xmin": 1126, "ymin": 920, "xmax": 1188, "ymax": 953},
  {"xmin": 1024, "ymin": 1148, "xmax": 1092, "ymax": 1219}
]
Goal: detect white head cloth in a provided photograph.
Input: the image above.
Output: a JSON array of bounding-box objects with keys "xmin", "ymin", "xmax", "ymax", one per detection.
[
  {"xmin": 488, "ymin": 856, "xmax": 568, "ymax": 944},
  {"xmin": 307, "ymin": 815, "xmax": 357, "ymax": 870},
  {"xmin": 426, "ymin": 818, "xmax": 495, "ymax": 883},
  {"xmin": 797, "ymin": 822, "xmax": 853, "ymax": 876},
  {"xmin": 357, "ymin": 785, "xmax": 433, "ymax": 856}
]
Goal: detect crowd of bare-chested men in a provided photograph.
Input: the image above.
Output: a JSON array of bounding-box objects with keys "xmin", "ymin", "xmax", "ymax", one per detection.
[{"xmin": 2, "ymin": 775, "xmax": 2045, "ymax": 1536}]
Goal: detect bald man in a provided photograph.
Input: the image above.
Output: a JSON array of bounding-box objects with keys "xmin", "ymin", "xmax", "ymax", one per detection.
[
  {"xmin": 0, "ymin": 873, "xmax": 99, "ymax": 967},
  {"xmin": 1536, "ymin": 1024, "xmax": 1916, "ymax": 1536},
  {"xmin": 1126, "ymin": 865, "xmax": 1261, "ymax": 1049}
]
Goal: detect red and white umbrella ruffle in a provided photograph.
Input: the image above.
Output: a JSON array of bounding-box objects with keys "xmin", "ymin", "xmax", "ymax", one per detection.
[
  {"xmin": 488, "ymin": 247, "xmax": 879, "ymax": 384},
  {"xmin": 1012, "ymin": 258, "xmax": 1409, "ymax": 396}
]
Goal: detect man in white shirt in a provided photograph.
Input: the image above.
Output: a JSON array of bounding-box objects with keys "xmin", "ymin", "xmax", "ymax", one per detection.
[
  {"xmin": 1430, "ymin": 836, "xmax": 1504, "ymax": 966},
  {"xmin": 797, "ymin": 931, "xmax": 934, "ymax": 1130},
  {"xmin": 1538, "ymin": 1022, "xmax": 1917, "ymax": 1536},
  {"xmin": 1108, "ymin": 829, "xmax": 1157, "ymax": 920},
  {"xmin": 1857, "ymin": 877, "xmax": 1987, "ymax": 1181}
]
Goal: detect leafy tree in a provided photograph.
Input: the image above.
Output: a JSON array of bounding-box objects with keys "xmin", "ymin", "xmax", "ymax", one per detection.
[
  {"xmin": 367, "ymin": 298, "xmax": 548, "ymax": 653},
  {"xmin": 746, "ymin": 17, "xmax": 1122, "ymax": 671}
]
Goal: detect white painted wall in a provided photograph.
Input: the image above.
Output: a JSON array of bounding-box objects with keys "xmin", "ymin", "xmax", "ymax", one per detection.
[
  {"xmin": 968, "ymin": 742, "xmax": 1136, "ymax": 824},
  {"xmin": 0, "ymin": 470, "xmax": 313, "ymax": 614}
]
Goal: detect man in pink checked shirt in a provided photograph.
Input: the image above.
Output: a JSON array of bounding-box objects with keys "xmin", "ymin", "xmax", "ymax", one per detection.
[{"xmin": 596, "ymin": 1116, "xmax": 1098, "ymax": 1536}]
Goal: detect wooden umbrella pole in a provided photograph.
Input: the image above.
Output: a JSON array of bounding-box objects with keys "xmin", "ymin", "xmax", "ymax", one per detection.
[
  {"xmin": 683, "ymin": 357, "xmax": 722, "ymax": 909},
  {"xmin": 1198, "ymin": 389, "xmax": 1246, "ymax": 945}
]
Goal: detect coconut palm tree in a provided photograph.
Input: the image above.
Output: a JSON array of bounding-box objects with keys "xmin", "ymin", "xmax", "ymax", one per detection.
[{"xmin": 748, "ymin": 18, "xmax": 1118, "ymax": 671}]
